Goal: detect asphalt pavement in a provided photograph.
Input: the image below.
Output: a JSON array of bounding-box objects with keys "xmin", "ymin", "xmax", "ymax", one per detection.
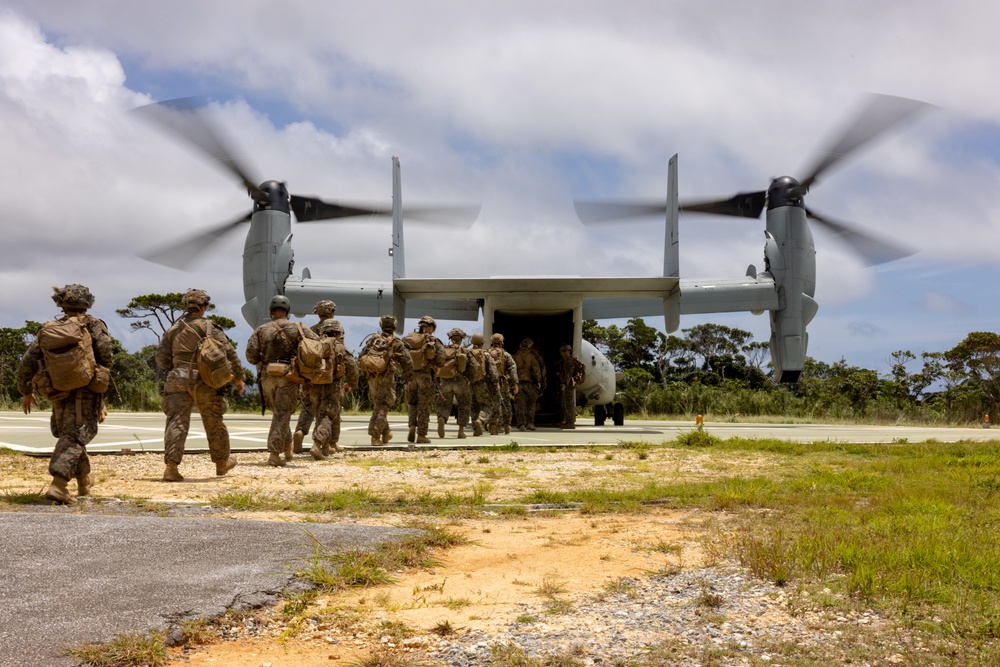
[{"xmin": 0, "ymin": 512, "xmax": 415, "ymax": 667}]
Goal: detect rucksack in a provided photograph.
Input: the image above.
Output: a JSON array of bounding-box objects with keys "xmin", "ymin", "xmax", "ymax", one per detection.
[
  {"xmin": 37, "ymin": 316, "xmax": 96, "ymax": 392},
  {"xmin": 358, "ymin": 333, "xmax": 393, "ymax": 375},
  {"xmin": 402, "ymin": 331, "xmax": 436, "ymax": 371},
  {"xmin": 468, "ymin": 348, "xmax": 487, "ymax": 382},
  {"xmin": 437, "ymin": 344, "xmax": 467, "ymax": 380},
  {"xmin": 514, "ymin": 348, "xmax": 535, "ymax": 381},
  {"xmin": 489, "ymin": 347, "xmax": 508, "ymax": 379},
  {"xmin": 196, "ymin": 321, "xmax": 235, "ymax": 389},
  {"xmin": 291, "ymin": 322, "xmax": 334, "ymax": 384}
]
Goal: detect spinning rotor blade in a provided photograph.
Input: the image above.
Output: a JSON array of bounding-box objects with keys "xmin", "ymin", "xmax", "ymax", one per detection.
[
  {"xmin": 131, "ymin": 97, "xmax": 265, "ymax": 202},
  {"xmin": 575, "ymin": 190, "xmax": 765, "ymax": 224},
  {"xmin": 798, "ymin": 94, "xmax": 932, "ymax": 193},
  {"xmin": 805, "ymin": 207, "xmax": 914, "ymax": 266},
  {"xmin": 140, "ymin": 212, "xmax": 252, "ymax": 270},
  {"xmin": 291, "ymin": 195, "xmax": 480, "ymax": 228}
]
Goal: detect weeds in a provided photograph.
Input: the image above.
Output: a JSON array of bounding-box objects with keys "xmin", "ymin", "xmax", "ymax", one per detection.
[{"xmin": 64, "ymin": 631, "xmax": 168, "ymax": 667}]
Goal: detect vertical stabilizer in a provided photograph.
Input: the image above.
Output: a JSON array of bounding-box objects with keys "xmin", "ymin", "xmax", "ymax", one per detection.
[
  {"xmin": 391, "ymin": 156, "xmax": 407, "ymax": 328},
  {"xmin": 392, "ymin": 156, "xmax": 405, "ymax": 281},
  {"xmin": 663, "ymin": 154, "xmax": 681, "ymax": 332}
]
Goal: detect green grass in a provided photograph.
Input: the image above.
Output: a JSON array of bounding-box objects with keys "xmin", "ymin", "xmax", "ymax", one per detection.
[{"xmin": 63, "ymin": 631, "xmax": 168, "ymax": 667}]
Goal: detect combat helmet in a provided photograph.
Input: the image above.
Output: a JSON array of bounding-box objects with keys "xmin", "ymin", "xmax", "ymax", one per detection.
[
  {"xmin": 560, "ymin": 344, "xmax": 573, "ymax": 353},
  {"xmin": 418, "ymin": 315, "xmax": 437, "ymax": 330},
  {"xmin": 269, "ymin": 295, "xmax": 291, "ymax": 314},
  {"xmin": 447, "ymin": 327, "xmax": 466, "ymax": 340},
  {"xmin": 317, "ymin": 319, "xmax": 344, "ymax": 338},
  {"xmin": 313, "ymin": 300, "xmax": 336, "ymax": 317},
  {"xmin": 51, "ymin": 284, "xmax": 94, "ymax": 311},
  {"xmin": 183, "ymin": 289, "xmax": 210, "ymax": 311},
  {"xmin": 379, "ymin": 315, "xmax": 397, "ymax": 331},
  {"xmin": 520, "ymin": 338, "xmax": 533, "ymax": 349},
  {"xmin": 491, "ymin": 333, "xmax": 505, "ymax": 347},
  {"xmin": 471, "ymin": 333, "xmax": 485, "ymax": 346}
]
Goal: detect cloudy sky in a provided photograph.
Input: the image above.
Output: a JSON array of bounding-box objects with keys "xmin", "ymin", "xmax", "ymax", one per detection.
[{"xmin": 2, "ymin": 1, "xmax": 999, "ymax": 376}]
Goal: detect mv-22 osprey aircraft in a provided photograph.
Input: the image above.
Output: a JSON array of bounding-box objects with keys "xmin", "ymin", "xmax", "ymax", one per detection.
[{"xmin": 135, "ymin": 94, "xmax": 928, "ymax": 425}]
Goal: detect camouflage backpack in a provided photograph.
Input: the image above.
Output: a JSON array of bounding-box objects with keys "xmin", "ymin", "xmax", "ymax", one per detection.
[
  {"xmin": 290, "ymin": 322, "xmax": 334, "ymax": 384},
  {"xmin": 436, "ymin": 344, "xmax": 467, "ymax": 380},
  {"xmin": 488, "ymin": 347, "xmax": 508, "ymax": 380},
  {"xmin": 358, "ymin": 332, "xmax": 393, "ymax": 375},
  {"xmin": 196, "ymin": 320, "xmax": 235, "ymax": 389},
  {"xmin": 514, "ymin": 348, "xmax": 535, "ymax": 382},
  {"xmin": 36, "ymin": 316, "xmax": 96, "ymax": 392},
  {"xmin": 468, "ymin": 348, "xmax": 487, "ymax": 382},
  {"xmin": 402, "ymin": 331, "xmax": 436, "ymax": 371}
]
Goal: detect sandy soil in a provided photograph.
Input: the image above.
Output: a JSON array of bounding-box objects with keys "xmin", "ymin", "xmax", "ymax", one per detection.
[{"xmin": 0, "ymin": 446, "xmax": 742, "ymax": 666}]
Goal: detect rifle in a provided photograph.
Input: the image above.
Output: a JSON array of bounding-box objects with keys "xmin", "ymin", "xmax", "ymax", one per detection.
[{"xmin": 257, "ymin": 372, "xmax": 266, "ymax": 415}]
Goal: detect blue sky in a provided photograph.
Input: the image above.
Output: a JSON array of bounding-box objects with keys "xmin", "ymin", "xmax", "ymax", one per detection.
[{"xmin": 2, "ymin": 1, "xmax": 1000, "ymax": 379}]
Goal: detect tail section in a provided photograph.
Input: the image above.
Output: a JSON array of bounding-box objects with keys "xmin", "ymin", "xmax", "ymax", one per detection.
[
  {"xmin": 663, "ymin": 154, "xmax": 681, "ymax": 332},
  {"xmin": 391, "ymin": 156, "xmax": 407, "ymax": 327}
]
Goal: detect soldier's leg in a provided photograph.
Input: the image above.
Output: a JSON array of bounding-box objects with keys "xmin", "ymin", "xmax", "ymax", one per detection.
[
  {"xmin": 162, "ymin": 390, "xmax": 194, "ymax": 466},
  {"xmin": 455, "ymin": 381, "xmax": 472, "ymax": 433},
  {"xmin": 195, "ymin": 384, "xmax": 234, "ymax": 465},
  {"xmin": 326, "ymin": 384, "xmax": 344, "ymax": 454},
  {"xmin": 370, "ymin": 374, "xmax": 396, "ymax": 445},
  {"xmin": 47, "ymin": 392, "xmax": 99, "ymax": 502},
  {"xmin": 524, "ymin": 384, "xmax": 539, "ymax": 430},
  {"xmin": 293, "ymin": 386, "xmax": 313, "ymax": 453},
  {"xmin": 406, "ymin": 378, "xmax": 419, "ymax": 429},
  {"xmin": 416, "ymin": 375, "xmax": 434, "ymax": 437},
  {"xmin": 272, "ymin": 381, "xmax": 299, "ymax": 460}
]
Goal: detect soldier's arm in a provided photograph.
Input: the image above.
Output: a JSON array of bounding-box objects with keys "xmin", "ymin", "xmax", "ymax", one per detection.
[
  {"xmin": 245, "ymin": 330, "xmax": 262, "ymax": 366},
  {"xmin": 16, "ymin": 343, "xmax": 42, "ymax": 396},
  {"xmin": 394, "ymin": 339, "xmax": 415, "ymax": 381},
  {"xmin": 155, "ymin": 326, "xmax": 175, "ymax": 371},
  {"xmin": 88, "ymin": 317, "xmax": 116, "ymax": 367},
  {"xmin": 486, "ymin": 355, "xmax": 499, "ymax": 383},
  {"xmin": 342, "ymin": 350, "xmax": 359, "ymax": 389},
  {"xmin": 464, "ymin": 348, "xmax": 479, "ymax": 379}
]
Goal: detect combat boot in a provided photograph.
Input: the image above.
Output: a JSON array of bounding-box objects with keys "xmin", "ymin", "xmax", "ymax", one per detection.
[
  {"xmin": 437, "ymin": 417, "xmax": 446, "ymax": 438},
  {"xmin": 504, "ymin": 425, "xmax": 511, "ymax": 435},
  {"xmin": 324, "ymin": 442, "xmax": 342, "ymax": 456},
  {"xmin": 527, "ymin": 423, "xmax": 536, "ymax": 431},
  {"xmin": 215, "ymin": 456, "xmax": 238, "ymax": 476},
  {"xmin": 267, "ymin": 452, "xmax": 286, "ymax": 467},
  {"xmin": 489, "ymin": 423, "xmax": 499, "ymax": 435},
  {"xmin": 457, "ymin": 425, "xmax": 466, "ymax": 439},
  {"xmin": 408, "ymin": 426, "xmax": 416, "ymax": 443},
  {"xmin": 382, "ymin": 428, "xmax": 393, "ymax": 444},
  {"xmin": 416, "ymin": 435, "xmax": 431, "ymax": 444},
  {"xmin": 76, "ymin": 473, "xmax": 93, "ymax": 496},
  {"xmin": 45, "ymin": 476, "xmax": 74, "ymax": 505},
  {"xmin": 162, "ymin": 462, "xmax": 184, "ymax": 482},
  {"xmin": 284, "ymin": 440, "xmax": 294, "ymax": 462},
  {"xmin": 473, "ymin": 419, "xmax": 483, "ymax": 437},
  {"xmin": 371, "ymin": 435, "xmax": 383, "ymax": 446},
  {"xmin": 310, "ymin": 444, "xmax": 325, "ymax": 460},
  {"xmin": 293, "ymin": 429, "xmax": 305, "ymax": 454}
]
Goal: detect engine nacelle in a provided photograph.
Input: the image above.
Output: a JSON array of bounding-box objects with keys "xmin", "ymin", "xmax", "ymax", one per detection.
[{"xmin": 242, "ymin": 206, "xmax": 295, "ymax": 328}]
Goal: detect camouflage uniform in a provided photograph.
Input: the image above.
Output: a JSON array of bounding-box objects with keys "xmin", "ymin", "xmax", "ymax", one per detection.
[
  {"xmin": 487, "ymin": 334, "xmax": 519, "ymax": 435},
  {"xmin": 17, "ymin": 285, "xmax": 114, "ymax": 503},
  {"xmin": 306, "ymin": 319, "xmax": 358, "ymax": 458},
  {"xmin": 156, "ymin": 296, "xmax": 243, "ymax": 475},
  {"xmin": 403, "ymin": 316, "xmax": 445, "ymax": 442},
  {"xmin": 436, "ymin": 329, "xmax": 481, "ymax": 438},
  {"xmin": 468, "ymin": 334, "xmax": 499, "ymax": 436},
  {"xmin": 293, "ymin": 300, "xmax": 338, "ymax": 452},
  {"xmin": 514, "ymin": 339, "xmax": 545, "ymax": 431},
  {"xmin": 359, "ymin": 316, "xmax": 413, "ymax": 445},
  {"xmin": 555, "ymin": 345, "xmax": 587, "ymax": 429},
  {"xmin": 246, "ymin": 301, "xmax": 320, "ymax": 464}
]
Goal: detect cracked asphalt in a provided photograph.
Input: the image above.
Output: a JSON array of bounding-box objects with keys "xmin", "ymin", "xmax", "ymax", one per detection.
[{"xmin": 0, "ymin": 512, "xmax": 414, "ymax": 667}]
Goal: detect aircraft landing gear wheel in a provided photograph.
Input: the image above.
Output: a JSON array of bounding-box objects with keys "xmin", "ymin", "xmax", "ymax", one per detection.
[
  {"xmin": 594, "ymin": 404, "xmax": 606, "ymax": 426},
  {"xmin": 612, "ymin": 402, "xmax": 624, "ymax": 426}
]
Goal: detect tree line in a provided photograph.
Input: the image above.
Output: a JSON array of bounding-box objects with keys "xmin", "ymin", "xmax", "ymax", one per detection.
[{"xmin": 2, "ymin": 293, "xmax": 998, "ymax": 424}]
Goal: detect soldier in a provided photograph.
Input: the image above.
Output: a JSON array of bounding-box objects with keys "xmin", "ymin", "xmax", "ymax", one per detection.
[
  {"xmin": 155, "ymin": 289, "xmax": 245, "ymax": 482},
  {"xmin": 307, "ymin": 319, "xmax": 358, "ymax": 459},
  {"xmin": 402, "ymin": 315, "xmax": 445, "ymax": 444},
  {"xmin": 436, "ymin": 328, "xmax": 480, "ymax": 438},
  {"xmin": 514, "ymin": 338, "xmax": 545, "ymax": 431},
  {"xmin": 358, "ymin": 315, "xmax": 413, "ymax": 446},
  {"xmin": 245, "ymin": 295, "xmax": 320, "ymax": 466},
  {"xmin": 487, "ymin": 333, "xmax": 519, "ymax": 435},
  {"xmin": 293, "ymin": 300, "xmax": 338, "ymax": 455},
  {"xmin": 17, "ymin": 284, "xmax": 114, "ymax": 504},
  {"xmin": 467, "ymin": 333, "xmax": 499, "ymax": 436},
  {"xmin": 555, "ymin": 344, "xmax": 587, "ymax": 429}
]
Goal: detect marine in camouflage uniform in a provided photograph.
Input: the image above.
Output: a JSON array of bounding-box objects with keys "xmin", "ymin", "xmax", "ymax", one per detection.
[
  {"xmin": 359, "ymin": 315, "xmax": 413, "ymax": 446},
  {"xmin": 17, "ymin": 284, "xmax": 115, "ymax": 504},
  {"xmin": 245, "ymin": 295, "xmax": 320, "ymax": 466},
  {"xmin": 293, "ymin": 300, "xmax": 338, "ymax": 454},
  {"xmin": 467, "ymin": 333, "xmax": 499, "ymax": 437},
  {"xmin": 514, "ymin": 338, "xmax": 545, "ymax": 431},
  {"xmin": 155, "ymin": 289, "xmax": 245, "ymax": 482},
  {"xmin": 306, "ymin": 319, "xmax": 359, "ymax": 459},
  {"xmin": 486, "ymin": 333, "xmax": 519, "ymax": 435},
  {"xmin": 403, "ymin": 315, "xmax": 445, "ymax": 444},
  {"xmin": 436, "ymin": 328, "xmax": 481, "ymax": 439},
  {"xmin": 555, "ymin": 344, "xmax": 587, "ymax": 429}
]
